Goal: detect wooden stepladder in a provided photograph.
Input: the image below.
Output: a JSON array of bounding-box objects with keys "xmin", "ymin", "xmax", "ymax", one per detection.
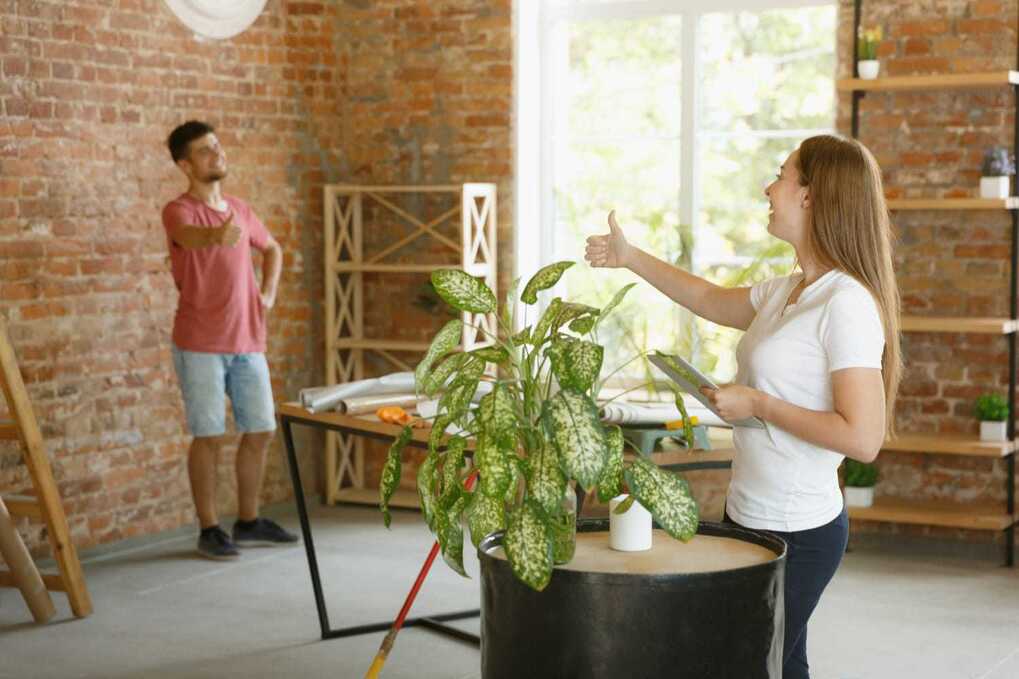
[{"xmin": 0, "ymin": 318, "xmax": 92, "ymax": 618}]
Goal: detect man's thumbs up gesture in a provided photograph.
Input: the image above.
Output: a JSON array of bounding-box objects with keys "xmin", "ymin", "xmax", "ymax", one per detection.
[{"xmin": 584, "ymin": 209, "xmax": 631, "ymax": 269}]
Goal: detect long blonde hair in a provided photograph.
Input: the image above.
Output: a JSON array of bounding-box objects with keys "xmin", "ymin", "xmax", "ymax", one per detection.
[{"xmin": 797, "ymin": 134, "xmax": 902, "ymax": 437}]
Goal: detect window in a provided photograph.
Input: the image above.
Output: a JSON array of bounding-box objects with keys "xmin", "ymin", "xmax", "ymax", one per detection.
[{"xmin": 520, "ymin": 0, "xmax": 836, "ymax": 386}]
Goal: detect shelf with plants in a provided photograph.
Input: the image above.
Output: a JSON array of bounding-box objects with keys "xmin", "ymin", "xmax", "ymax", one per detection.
[
  {"xmin": 322, "ymin": 183, "xmax": 498, "ymax": 505},
  {"xmin": 847, "ymin": 0, "xmax": 1018, "ymax": 565}
]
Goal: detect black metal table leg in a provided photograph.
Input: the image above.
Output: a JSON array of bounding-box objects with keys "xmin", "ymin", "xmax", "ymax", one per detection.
[{"xmin": 280, "ymin": 414, "xmax": 481, "ymax": 645}]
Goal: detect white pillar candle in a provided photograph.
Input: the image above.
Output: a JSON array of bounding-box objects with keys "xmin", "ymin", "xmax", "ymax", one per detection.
[{"xmin": 609, "ymin": 494, "xmax": 653, "ymax": 552}]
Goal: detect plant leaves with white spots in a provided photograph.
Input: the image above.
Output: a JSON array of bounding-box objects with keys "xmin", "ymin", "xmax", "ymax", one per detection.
[
  {"xmin": 379, "ymin": 425, "xmax": 412, "ymax": 528},
  {"xmin": 477, "ymin": 383, "xmax": 516, "ymax": 448},
  {"xmin": 531, "ymin": 298, "xmax": 564, "ymax": 344},
  {"xmin": 597, "ymin": 425, "xmax": 624, "ymax": 502},
  {"xmin": 438, "ymin": 436, "xmax": 468, "ymax": 509},
  {"xmin": 428, "ymin": 415, "xmax": 452, "ymax": 456},
  {"xmin": 438, "ymin": 359, "xmax": 484, "ymax": 420},
  {"xmin": 436, "ymin": 492, "xmax": 469, "ymax": 577},
  {"xmin": 431, "ymin": 269, "xmax": 497, "ymax": 314},
  {"xmin": 542, "ymin": 390, "xmax": 607, "ymax": 491},
  {"xmin": 625, "ymin": 456, "xmax": 699, "ymax": 541},
  {"xmin": 613, "ymin": 495, "xmax": 636, "ymax": 514},
  {"xmin": 417, "ymin": 450, "xmax": 440, "ymax": 531},
  {"xmin": 467, "ymin": 492, "xmax": 506, "ymax": 549},
  {"xmin": 525, "ymin": 436, "xmax": 566, "ymax": 516},
  {"xmin": 423, "ymin": 352, "xmax": 468, "ymax": 397},
  {"xmin": 469, "ymin": 345, "xmax": 510, "ymax": 365},
  {"xmin": 568, "ymin": 315, "xmax": 597, "ymax": 335},
  {"xmin": 475, "ymin": 434, "xmax": 514, "ymax": 498},
  {"xmin": 670, "ymin": 386, "xmax": 695, "ymax": 448},
  {"xmin": 520, "ymin": 261, "xmax": 573, "ymax": 305},
  {"xmin": 547, "ymin": 337, "xmax": 603, "ymax": 393},
  {"xmin": 594, "ymin": 282, "xmax": 637, "ymax": 330},
  {"xmin": 504, "ymin": 502, "xmax": 553, "ymax": 591},
  {"xmin": 415, "ymin": 319, "xmax": 463, "ymax": 393}
]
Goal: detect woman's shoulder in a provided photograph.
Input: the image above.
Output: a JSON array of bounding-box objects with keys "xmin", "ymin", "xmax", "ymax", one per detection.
[{"xmin": 823, "ymin": 271, "xmax": 880, "ymax": 312}]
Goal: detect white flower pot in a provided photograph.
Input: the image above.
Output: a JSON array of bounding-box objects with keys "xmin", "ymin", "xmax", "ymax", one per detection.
[
  {"xmin": 980, "ymin": 176, "xmax": 1011, "ymax": 200},
  {"xmin": 980, "ymin": 420, "xmax": 1008, "ymax": 442},
  {"xmin": 609, "ymin": 494, "xmax": 652, "ymax": 552},
  {"xmin": 857, "ymin": 60, "xmax": 880, "ymax": 80},
  {"xmin": 844, "ymin": 486, "xmax": 874, "ymax": 508}
]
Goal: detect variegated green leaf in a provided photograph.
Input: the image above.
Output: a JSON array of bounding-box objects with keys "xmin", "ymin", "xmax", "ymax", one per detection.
[
  {"xmin": 467, "ymin": 492, "xmax": 506, "ymax": 549},
  {"xmin": 597, "ymin": 425, "xmax": 624, "ymax": 502},
  {"xmin": 671, "ymin": 387, "xmax": 695, "ymax": 449},
  {"xmin": 654, "ymin": 351, "xmax": 703, "ymax": 388},
  {"xmin": 512, "ymin": 327, "xmax": 531, "ymax": 344},
  {"xmin": 542, "ymin": 390, "xmax": 607, "ymax": 490},
  {"xmin": 436, "ymin": 492, "xmax": 468, "ymax": 577},
  {"xmin": 431, "ymin": 269, "xmax": 497, "ymax": 314},
  {"xmin": 417, "ymin": 450, "xmax": 440, "ymax": 531},
  {"xmin": 613, "ymin": 494, "xmax": 635, "ymax": 514},
  {"xmin": 625, "ymin": 456, "xmax": 699, "ymax": 541},
  {"xmin": 428, "ymin": 415, "xmax": 453, "ymax": 456},
  {"xmin": 594, "ymin": 282, "xmax": 637, "ymax": 330},
  {"xmin": 502, "ymin": 277, "xmax": 521, "ymax": 331},
  {"xmin": 439, "ymin": 436, "xmax": 468, "ymax": 508},
  {"xmin": 547, "ymin": 337, "xmax": 603, "ymax": 393},
  {"xmin": 568, "ymin": 315, "xmax": 597, "ymax": 334},
  {"xmin": 475, "ymin": 434, "xmax": 513, "ymax": 498},
  {"xmin": 477, "ymin": 384, "xmax": 516, "ymax": 447},
  {"xmin": 415, "ymin": 319, "xmax": 463, "ymax": 392},
  {"xmin": 521, "ymin": 261, "xmax": 573, "ymax": 305},
  {"xmin": 526, "ymin": 437, "xmax": 566, "ymax": 516},
  {"xmin": 504, "ymin": 455, "xmax": 523, "ymax": 503},
  {"xmin": 469, "ymin": 345, "xmax": 509, "ymax": 364},
  {"xmin": 556, "ymin": 302, "xmax": 599, "ymax": 329},
  {"xmin": 379, "ymin": 425, "xmax": 412, "ymax": 528},
  {"xmin": 504, "ymin": 502, "xmax": 553, "ymax": 591},
  {"xmin": 438, "ymin": 363, "xmax": 483, "ymax": 421},
  {"xmin": 423, "ymin": 352, "xmax": 468, "ymax": 397},
  {"xmin": 531, "ymin": 297, "xmax": 563, "ymax": 344}
]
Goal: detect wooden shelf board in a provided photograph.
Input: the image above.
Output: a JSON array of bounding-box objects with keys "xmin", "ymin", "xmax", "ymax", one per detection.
[
  {"xmin": 848, "ymin": 500, "xmax": 1014, "ymax": 531},
  {"xmin": 837, "ymin": 71, "xmax": 1019, "ymax": 92},
  {"xmin": 334, "ymin": 487, "xmax": 420, "ymax": 509},
  {"xmin": 329, "ymin": 185, "xmax": 462, "ymax": 194},
  {"xmin": 626, "ymin": 448, "xmax": 735, "ymax": 467},
  {"xmin": 0, "ymin": 420, "xmax": 18, "ymax": 439},
  {"xmin": 333, "ymin": 263, "xmax": 456, "ymax": 273},
  {"xmin": 882, "ymin": 433, "xmax": 1016, "ymax": 457},
  {"xmin": 887, "ymin": 198, "xmax": 1019, "ymax": 210},
  {"xmin": 900, "ymin": 316, "xmax": 1018, "ymax": 334},
  {"xmin": 330, "ymin": 339, "xmax": 432, "ymax": 352}
]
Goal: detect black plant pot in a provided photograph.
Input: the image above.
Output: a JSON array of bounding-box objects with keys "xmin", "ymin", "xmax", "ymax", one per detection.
[{"xmin": 477, "ymin": 519, "xmax": 786, "ymax": 679}]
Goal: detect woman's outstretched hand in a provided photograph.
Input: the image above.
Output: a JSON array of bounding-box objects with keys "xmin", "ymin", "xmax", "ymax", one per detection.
[{"xmin": 585, "ymin": 209, "xmax": 631, "ymax": 269}]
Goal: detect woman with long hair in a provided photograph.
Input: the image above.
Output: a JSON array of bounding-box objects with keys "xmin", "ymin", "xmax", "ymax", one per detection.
[{"xmin": 586, "ymin": 134, "xmax": 901, "ymax": 679}]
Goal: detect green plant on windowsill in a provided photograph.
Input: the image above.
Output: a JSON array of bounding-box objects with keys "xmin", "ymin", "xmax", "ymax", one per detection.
[
  {"xmin": 843, "ymin": 458, "xmax": 878, "ymax": 488},
  {"xmin": 975, "ymin": 393, "xmax": 1009, "ymax": 422},
  {"xmin": 377, "ymin": 261, "xmax": 700, "ymax": 591}
]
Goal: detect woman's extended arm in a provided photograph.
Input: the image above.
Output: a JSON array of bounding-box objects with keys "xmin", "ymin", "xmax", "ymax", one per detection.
[
  {"xmin": 702, "ymin": 367, "xmax": 887, "ymax": 462},
  {"xmin": 585, "ymin": 210, "xmax": 756, "ymax": 331}
]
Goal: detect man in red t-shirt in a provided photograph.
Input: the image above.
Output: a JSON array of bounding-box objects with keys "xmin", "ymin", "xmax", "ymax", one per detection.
[{"xmin": 162, "ymin": 120, "xmax": 297, "ymax": 560}]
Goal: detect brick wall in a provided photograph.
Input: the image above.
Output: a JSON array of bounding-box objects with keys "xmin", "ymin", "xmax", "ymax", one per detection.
[
  {"xmin": 837, "ymin": 0, "xmax": 1018, "ymax": 545},
  {"xmin": 0, "ymin": 0, "xmax": 513, "ymax": 553}
]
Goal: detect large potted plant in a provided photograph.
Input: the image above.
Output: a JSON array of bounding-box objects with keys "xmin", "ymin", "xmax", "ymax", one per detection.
[{"xmin": 379, "ymin": 262, "xmax": 786, "ymax": 678}]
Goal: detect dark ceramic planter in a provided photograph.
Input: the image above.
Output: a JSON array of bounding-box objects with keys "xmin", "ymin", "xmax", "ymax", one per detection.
[{"xmin": 477, "ymin": 519, "xmax": 786, "ymax": 679}]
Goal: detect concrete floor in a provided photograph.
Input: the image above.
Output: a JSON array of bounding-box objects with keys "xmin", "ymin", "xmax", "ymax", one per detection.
[{"xmin": 2, "ymin": 502, "xmax": 1018, "ymax": 679}]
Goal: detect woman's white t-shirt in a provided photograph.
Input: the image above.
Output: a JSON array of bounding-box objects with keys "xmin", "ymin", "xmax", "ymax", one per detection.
[{"xmin": 727, "ymin": 270, "xmax": 885, "ymax": 532}]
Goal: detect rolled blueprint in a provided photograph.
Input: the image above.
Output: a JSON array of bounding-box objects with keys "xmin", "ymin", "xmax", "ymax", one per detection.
[
  {"xmin": 341, "ymin": 393, "xmax": 419, "ymax": 415},
  {"xmin": 299, "ymin": 372, "xmax": 417, "ymax": 413},
  {"xmin": 598, "ymin": 400, "xmax": 724, "ymax": 427}
]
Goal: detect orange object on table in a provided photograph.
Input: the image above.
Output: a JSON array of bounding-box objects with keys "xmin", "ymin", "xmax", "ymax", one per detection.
[{"xmin": 376, "ymin": 405, "xmax": 412, "ymax": 425}]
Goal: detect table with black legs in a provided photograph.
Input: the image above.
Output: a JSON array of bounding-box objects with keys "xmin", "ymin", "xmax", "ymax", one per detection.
[
  {"xmin": 276, "ymin": 402, "xmax": 481, "ymax": 645},
  {"xmin": 276, "ymin": 402, "xmax": 736, "ymax": 644}
]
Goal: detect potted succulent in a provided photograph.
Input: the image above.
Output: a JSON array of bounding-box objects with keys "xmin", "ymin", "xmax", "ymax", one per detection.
[
  {"xmin": 378, "ymin": 261, "xmax": 699, "ymax": 591},
  {"xmin": 378, "ymin": 262, "xmax": 788, "ymax": 678},
  {"xmin": 975, "ymin": 393, "xmax": 1010, "ymax": 442},
  {"xmin": 843, "ymin": 458, "xmax": 878, "ymax": 508},
  {"xmin": 856, "ymin": 25, "xmax": 883, "ymax": 79},
  {"xmin": 980, "ymin": 147, "xmax": 1016, "ymax": 200}
]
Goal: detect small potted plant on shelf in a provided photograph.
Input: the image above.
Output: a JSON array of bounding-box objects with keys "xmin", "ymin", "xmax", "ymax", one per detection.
[
  {"xmin": 857, "ymin": 25, "xmax": 883, "ymax": 80},
  {"xmin": 843, "ymin": 459, "xmax": 878, "ymax": 508},
  {"xmin": 980, "ymin": 147, "xmax": 1016, "ymax": 200},
  {"xmin": 378, "ymin": 261, "xmax": 700, "ymax": 591},
  {"xmin": 975, "ymin": 392, "xmax": 1010, "ymax": 442}
]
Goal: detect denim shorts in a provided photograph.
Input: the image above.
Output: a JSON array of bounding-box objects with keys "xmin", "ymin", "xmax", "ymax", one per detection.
[{"xmin": 171, "ymin": 345, "xmax": 277, "ymax": 437}]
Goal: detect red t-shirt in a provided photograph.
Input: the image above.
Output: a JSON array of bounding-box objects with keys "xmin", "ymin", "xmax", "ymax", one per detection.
[{"xmin": 161, "ymin": 193, "xmax": 271, "ymax": 354}]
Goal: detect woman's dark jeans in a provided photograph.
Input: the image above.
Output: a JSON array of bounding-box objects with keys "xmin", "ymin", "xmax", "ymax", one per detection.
[{"xmin": 724, "ymin": 506, "xmax": 849, "ymax": 679}]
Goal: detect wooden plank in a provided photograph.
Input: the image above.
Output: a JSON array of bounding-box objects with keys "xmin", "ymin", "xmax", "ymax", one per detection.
[
  {"xmin": 887, "ymin": 198, "xmax": 1019, "ymax": 210},
  {"xmin": 278, "ymin": 403, "xmax": 476, "ymax": 451},
  {"xmin": 2, "ymin": 495, "xmax": 43, "ymax": 520},
  {"xmin": 848, "ymin": 501, "xmax": 1014, "ymax": 531},
  {"xmin": 330, "ymin": 339, "xmax": 432, "ymax": 352},
  {"xmin": 882, "ymin": 433, "xmax": 1016, "ymax": 457},
  {"xmin": 333, "ymin": 263, "xmax": 456, "ymax": 273},
  {"xmin": 900, "ymin": 316, "xmax": 1018, "ymax": 334},
  {"xmin": 0, "ymin": 570, "xmax": 66, "ymax": 592},
  {"xmin": 837, "ymin": 71, "xmax": 1019, "ymax": 92},
  {"xmin": 334, "ymin": 487, "xmax": 420, "ymax": 509}
]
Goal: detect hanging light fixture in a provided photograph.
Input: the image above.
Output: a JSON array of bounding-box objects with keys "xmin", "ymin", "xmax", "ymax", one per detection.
[{"xmin": 163, "ymin": 0, "xmax": 268, "ymax": 40}]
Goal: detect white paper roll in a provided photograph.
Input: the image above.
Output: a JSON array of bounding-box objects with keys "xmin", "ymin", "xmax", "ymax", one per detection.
[{"xmin": 609, "ymin": 494, "xmax": 653, "ymax": 552}]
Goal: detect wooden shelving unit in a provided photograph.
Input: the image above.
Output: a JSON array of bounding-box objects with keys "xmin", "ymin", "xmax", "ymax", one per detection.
[
  {"xmin": 847, "ymin": 1, "xmax": 1018, "ymax": 565},
  {"xmin": 900, "ymin": 316, "xmax": 1018, "ymax": 334},
  {"xmin": 322, "ymin": 183, "xmax": 497, "ymax": 505}
]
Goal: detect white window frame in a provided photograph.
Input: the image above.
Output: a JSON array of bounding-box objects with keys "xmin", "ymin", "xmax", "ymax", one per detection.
[{"xmin": 515, "ymin": 0, "xmax": 835, "ymax": 316}]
